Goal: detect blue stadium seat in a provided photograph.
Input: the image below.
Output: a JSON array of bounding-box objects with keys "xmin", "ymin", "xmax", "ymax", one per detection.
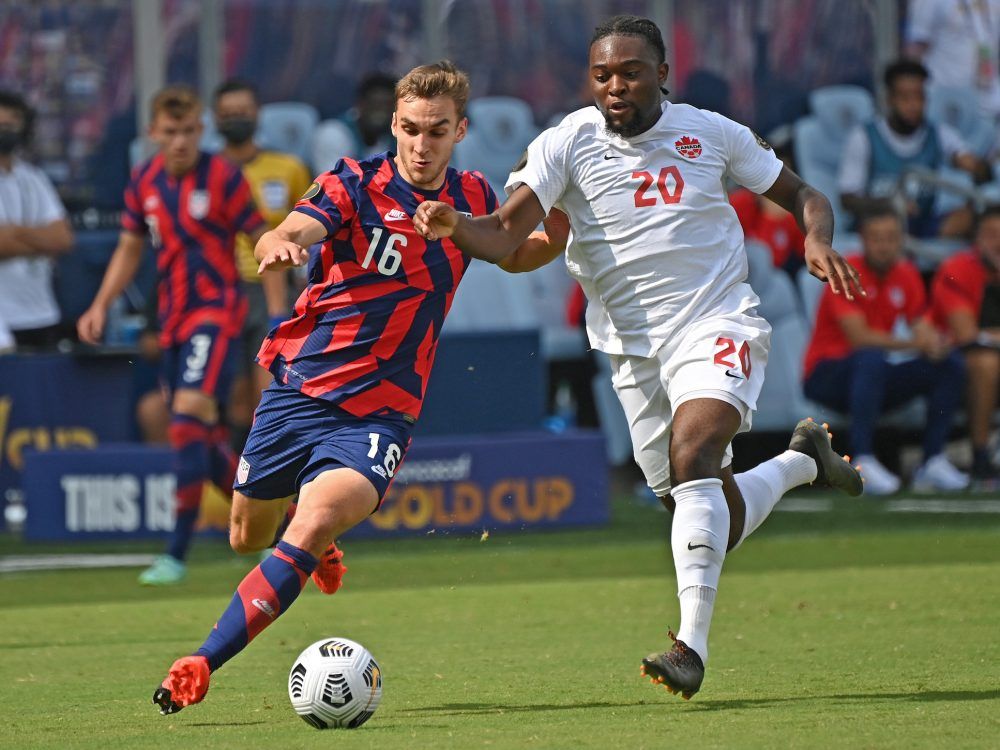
[
  {"xmin": 454, "ymin": 96, "xmax": 539, "ymax": 196},
  {"xmin": 311, "ymin": 119, "xmax": 356, "ymax": 172},
  {"xmin": 808, "ymin": 86, "xmax": 876, "ymax": 136},
  {"xmin": 257, "ymin": 102, "xmax": 319, "ymax": 166},
  {"xmin": 927, "ymin": 85, "xmax": 995, "ymax": 157}
]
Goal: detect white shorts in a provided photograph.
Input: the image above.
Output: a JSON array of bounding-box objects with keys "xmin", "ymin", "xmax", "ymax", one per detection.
[{"xmin": 610, "ymin": 309, "xmax": 771, "ymax": 496}]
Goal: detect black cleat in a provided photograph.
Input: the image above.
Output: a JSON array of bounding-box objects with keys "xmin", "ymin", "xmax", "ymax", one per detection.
[
  {"xmin": 640, "ymin": 633, "xmax": 705, "ymax": 700},
  {"xmin": 788, "ymin": 417, "xmax": 863, "ymax": 497},
  {"xmin": 152, "ymin": 686, "xmax": 184, "ymax": 715}
]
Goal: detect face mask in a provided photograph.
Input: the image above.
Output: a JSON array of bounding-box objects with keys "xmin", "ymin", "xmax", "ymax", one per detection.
[
  {"xmin": 0, "ymin": 129, "xmax": 21, "ymax": 155},
  {"xmin": 218, "ymin": 117, "xmax": 256, "ymax": 145}
]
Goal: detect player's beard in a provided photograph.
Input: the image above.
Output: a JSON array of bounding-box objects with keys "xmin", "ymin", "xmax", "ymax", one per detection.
[{"xmin": 602, "ymin": 106, "xmax": 648, "ymax": 138}]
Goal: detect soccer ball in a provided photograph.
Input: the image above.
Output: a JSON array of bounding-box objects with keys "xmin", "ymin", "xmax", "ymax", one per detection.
[{"xmin": 288, "ymin": 637, "xmax": 383, "ymax": 729}]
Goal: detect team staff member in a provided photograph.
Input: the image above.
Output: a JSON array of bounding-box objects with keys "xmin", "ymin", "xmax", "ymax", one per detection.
[{"xmin": 213, "ymin": 80, "xmax": 312, "ymax": 447}]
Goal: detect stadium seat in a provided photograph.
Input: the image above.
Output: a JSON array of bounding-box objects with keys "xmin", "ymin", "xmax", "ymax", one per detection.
[
  {"xmin": 927, "ymin": 85, "xmax": 995, "ymax": 157},
  {"xmin": 796, "ymin": 265, "xmax": 826, "ymax": 327},
  {"xmin": 808, "ymin": 86, "xmax": 875, "ymax": 136},
  {"xmin": 442, "ymin": 260, "xmax": 539, "ymax": 333},
  {"xmin": 311, "ymin": 119, "xmax": 356, "ymax": 173},
  {"xmin": 454, "ymin": 96, "xmax": 539, "ymax": 195},
  {"xmin": 257, "ymin": 102, "xmax": 319, "ymax": 166}
]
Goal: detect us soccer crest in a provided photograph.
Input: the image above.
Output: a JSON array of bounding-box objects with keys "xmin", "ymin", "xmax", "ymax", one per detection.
[
  {"xmin": 675, "ymin": 136, "xmax": 702, "ymax": 159},
  {"xmin": 188, "ymin": 189, "xmax": 210, "ymax": 219}
]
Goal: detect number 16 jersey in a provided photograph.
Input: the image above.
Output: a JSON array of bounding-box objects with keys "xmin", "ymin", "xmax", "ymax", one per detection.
[
  {"xmin": 257, "ymin": 152, "xmax": 497, "ymax": 422},
  {"xmin": 506, "ymin": 101, "xmax": 783, "ymax": 358}
]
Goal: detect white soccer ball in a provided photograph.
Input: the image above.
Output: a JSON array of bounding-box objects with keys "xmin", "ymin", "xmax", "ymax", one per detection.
[{"xmin": 288, "ymin": 637, "xmax": 383, "ymax": 729}]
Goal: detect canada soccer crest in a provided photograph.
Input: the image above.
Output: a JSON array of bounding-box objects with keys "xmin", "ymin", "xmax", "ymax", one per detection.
[
  {"xmin": 188, "ymin": 189, "xmax": 210, "ymax": 219},
  {"xmin": 675, "ymin": 136, "xmax": 702, "ymax": 159}
]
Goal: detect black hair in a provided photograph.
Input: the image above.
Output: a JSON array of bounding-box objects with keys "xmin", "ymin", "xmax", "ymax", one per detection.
[
  {"xmin": 0, "ymin": 89, "xmax": 34, "ymax": 143},
  {"xmin": 213, "ymin": 78, "xmax": 259, "ymax": 104},
  {"xmin": 357, "ymin": 72, "xmax": 398, "ymax": 100},
  {"xmin": 856, "ymin": 200, "xmax": 902, "ymax": 230},
  {"xmin": 590, "ymin": 15, "xmax": 666, "ymax": 64},
  {"xmin": 975, "ymin": 204, "xmax": 1000, "ymax": 231},
  {"xmin": 883, "ymin": 59, "xmax": 929, "ymax": 91}
]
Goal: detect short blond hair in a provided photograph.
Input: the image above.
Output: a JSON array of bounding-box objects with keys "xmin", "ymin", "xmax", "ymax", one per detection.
[
  {"xmin": 395, "ymin": 60, "xmax": 470, "ymax": 117},
  {"xmin": 151, "ymin": 84, "xmax": 202, "ymax": 122}
]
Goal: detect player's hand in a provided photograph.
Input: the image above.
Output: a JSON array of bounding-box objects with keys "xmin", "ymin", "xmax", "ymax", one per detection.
[
  {"xmin": 256, "ymin": 239, "xmax": 309, "ymax": 274},
  {"xmin": 413, "ymin": 201, "xmax": 460, "ymax": 241},
  {"xmin": 804, "ymin": 237, "xmax": 866, "ymax": 302},
  {"xmin": 77, "ymin": 305, "xmax": 106, "ymax": 344}
]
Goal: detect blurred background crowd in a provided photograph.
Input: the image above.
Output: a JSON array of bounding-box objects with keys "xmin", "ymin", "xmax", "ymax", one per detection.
[{"xmin": 3, "ymin": 0, "xmax": 1000, "ymax": 498}]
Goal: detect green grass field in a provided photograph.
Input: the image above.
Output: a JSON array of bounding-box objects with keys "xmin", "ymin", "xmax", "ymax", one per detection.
[{"xmin": 2, "ymin": 493, "xmax": 999, "ymax": 750}]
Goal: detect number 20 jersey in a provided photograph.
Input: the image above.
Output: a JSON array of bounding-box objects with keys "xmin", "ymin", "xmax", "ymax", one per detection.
[
  {"xmin": 257, "ymin": 152, "xmax": 497, "ymax": 422},
  {"xmin": 506, "ymin": 101, "xmax": 783, "ymax": 358}
]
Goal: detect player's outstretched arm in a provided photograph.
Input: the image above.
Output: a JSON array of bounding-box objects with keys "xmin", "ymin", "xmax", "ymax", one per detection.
[
  {"xmin": 255, "ymin": 212, "xmax": 326, "ymax": 274},
  {"xmin": 498, "ymin": 209, "xmax": 570, "ymax": 274},
  {"xmin": 763, "ymin": 166, "xmax": 865, "ymax": 301},
  {"xmin": 413, "ymin": 185, "xmax": 547, "ymax": 264},
  {"xmin": 77, "ymin": 231, "xmax": 145, "ymax": 344}
]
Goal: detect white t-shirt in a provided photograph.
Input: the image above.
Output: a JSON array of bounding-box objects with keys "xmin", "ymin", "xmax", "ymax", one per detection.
[
  {"xmin": 505, "ymin": 101, "xmax": 783, "ymax": 357},
  {"xmin": 837, "ymin": 118, "xmax": 968, "ymax": 196},
  {"xmin": 0, "ymin": 158, "xmax": 66, "ymax": 330},
  {"xmin": 907, "ymin": 0, "xmax": 1000, "ymax": 116}
]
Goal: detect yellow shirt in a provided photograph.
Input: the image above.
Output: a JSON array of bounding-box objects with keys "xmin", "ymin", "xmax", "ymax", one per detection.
[{"xmin": 235, "ymin": 150, "xmax": 312, "ymax": 283}]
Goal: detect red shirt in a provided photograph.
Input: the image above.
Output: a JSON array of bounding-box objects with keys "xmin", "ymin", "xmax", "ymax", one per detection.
[
  {"xmin": 930, "ymin": 249, "xmax": 995, "ymax": 329},
  {"xmin": 122, "ymin": 152, "xmax": 264, "ymax": 346},
  {"xmin": 803, "ymin": 254, "xmax": 927, "ymax": 378},
  {"xmin": 730, "ymin": 188, "xmax": 804, "ymax": 268}
]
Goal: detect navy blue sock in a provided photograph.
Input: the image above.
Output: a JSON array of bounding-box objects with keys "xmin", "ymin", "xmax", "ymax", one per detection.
[{"xmin": 195, "ymin": 541, "xmax": 318, "ymax": 672}]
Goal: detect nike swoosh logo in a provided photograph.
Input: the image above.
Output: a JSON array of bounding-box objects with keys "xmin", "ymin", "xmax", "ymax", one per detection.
[
  {"xmin": 724, "ymin": 370, "xmax": 743, "ymax": 379},
  {"xmin": 687, "ymin": 542, "xmax": 715, "ymax": 551},
  {"xmin": 603, "ymin": 154, "xmax": 621, "ymax": 159}
]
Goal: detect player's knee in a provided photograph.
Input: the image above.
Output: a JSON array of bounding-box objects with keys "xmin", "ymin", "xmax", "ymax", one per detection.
[
  {"xmin": 229, "ymin": 523, "xmax": 269, "ymax": 555},
  {"xmin": 173, "ymin": 388, "xmax": 218, "ymax": 423},
  {"xmin": 670, "ymin": 439, "xmax": 726, "ymax": 483}
]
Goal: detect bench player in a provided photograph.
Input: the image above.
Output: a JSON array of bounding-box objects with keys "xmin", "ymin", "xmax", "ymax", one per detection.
[
  {"xmin": 78, "ymin": 85, "xmax": 266, "ymax": 585},
  {"xmin": 151, "ymin": 61, "xmax": 564, "ymax": 714},
  {"xmin": 414, "ymin": 16, "xmax": 865, "ymax": 700}
]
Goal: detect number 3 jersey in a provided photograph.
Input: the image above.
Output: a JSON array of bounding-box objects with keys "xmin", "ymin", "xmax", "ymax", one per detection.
[
  {"xmin": 257, "ymin": 152, "xmax": 498, "ymax": 422},
  {"xmin": 506, "ymin": 101, "xmax": 783, "ymax": 358}
]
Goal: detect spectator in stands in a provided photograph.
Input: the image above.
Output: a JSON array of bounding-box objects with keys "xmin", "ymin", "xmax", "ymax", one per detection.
[
  {"xmin": 730, "ymin": 130, "xmax": 805, "ymax": 276},
  {"xmin": 313, "ymin": 72, "xmax": 396, "ymax": 170},
  {"xmin": 0, "ymin": 89, "xmax": 73, "ymax": 350},
  {"xmin": 931, "ymin": 205, "xmax": 1000, "ymax": 483},
  {"xmin": 905, "ymin": 0, "xmax": 1000, "ymax": 119},
  {"xmin": 803, "ymin": 204, "xmax": 968, "ymax": 495},
  {"xmin": 214, "ymin": 79, "xmax": 312, "ymax": 448},
  {"xmin": 839, "ymin": 60, "xmax": 991, "ymax": 239}
]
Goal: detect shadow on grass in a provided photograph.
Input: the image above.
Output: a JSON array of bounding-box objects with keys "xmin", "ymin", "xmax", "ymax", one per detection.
[
  {"xmin": 401, "ymin": 689, "xmax": 999, "ymax": 717},
  {"xmin": 693, "ymin": 688, "xmax": 1000, "ymax": 711},
  {"xmin": 399, "ymin": 699, "xmax": 655, "ymax": 717},
  {"xmin": 186, "ymin": 720, "xmax": 268, "ymax": 728}
]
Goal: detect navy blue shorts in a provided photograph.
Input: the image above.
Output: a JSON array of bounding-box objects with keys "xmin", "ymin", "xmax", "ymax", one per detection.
[
  {"xmin": 234, "ymin": 381, "xmax": 413, "ymax": 502},
  {"xmin": 161, "ymin": 324, "xmax": 239, "ymax": 403}
]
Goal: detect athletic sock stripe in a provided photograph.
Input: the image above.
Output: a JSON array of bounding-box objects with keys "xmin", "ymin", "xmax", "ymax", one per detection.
[{"xmin": 238, "ymin": 566, "xmax": 281, "ymax": 641}]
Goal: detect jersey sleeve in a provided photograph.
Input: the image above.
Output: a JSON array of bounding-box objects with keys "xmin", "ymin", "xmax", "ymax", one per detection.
[
  {"xmin": 504, "ymin": 125, "xmax": 571, "ymax": 214},
  {"xmin": 720, "ymin": 116, "xmax": 783, "ymax": 195},
  {"xmin": 121, "ymin": 170, "xmax": 145, "ymax": 235},
  {"xmin": 223, "ymin": 167, "xmax": 266, "ymax": 235},
  {"xmin": 293, "ymin": 159, "xmax": 360, "ymax": 240},
  {"xmin": 932, "ymin": 259, "xmax": 977, "ymax": 318}
]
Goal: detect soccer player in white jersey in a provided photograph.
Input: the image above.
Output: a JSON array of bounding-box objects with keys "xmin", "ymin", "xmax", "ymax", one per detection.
[{"xmin": 414, "ymin": 15, "xmax": 865, "ymax": 700}]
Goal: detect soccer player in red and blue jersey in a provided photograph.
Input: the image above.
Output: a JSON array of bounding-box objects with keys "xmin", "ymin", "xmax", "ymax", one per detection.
[
  {"xmin": 151, "ymin": 61, "xmax": 566, "ymax": 714},
  {"xmin": 78, "ymin": 85, "xmax": 267, "ymax": 585}
]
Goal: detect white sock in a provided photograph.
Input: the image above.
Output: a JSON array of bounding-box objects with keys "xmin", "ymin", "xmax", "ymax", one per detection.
[
  {"xmin": 670, "ymin": 478, "xmax": 728, "ymax": 665},
  {"xmin": 677, "ymin": 586, "xmax": 716, "ymax": 665},
  {"xmin": 732, "ymin": 450, "xmax": 817, "ymax": 549}
]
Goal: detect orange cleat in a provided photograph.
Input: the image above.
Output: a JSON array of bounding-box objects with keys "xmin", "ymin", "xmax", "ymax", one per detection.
[
  {"xmin": 152, "ymin": 655, "xmax": 210, "ymax": 715},
  {"xmin": 311, "ymin": 541, "xmax": 348, "ymax": 595}
]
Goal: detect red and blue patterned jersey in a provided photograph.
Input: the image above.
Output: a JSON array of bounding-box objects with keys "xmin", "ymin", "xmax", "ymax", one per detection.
[
  {"xmin": 257, "ymin": 152, "xmax": 498, "ymax": 422},
  {"xmin": 122, "ymin": 151, "xmax": 265, "ymax": 346}
]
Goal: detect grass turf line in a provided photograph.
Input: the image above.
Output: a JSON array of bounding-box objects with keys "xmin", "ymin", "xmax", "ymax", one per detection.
[{"xmin": 1, "ymin": 495, "xmax": 999, "ymax": 749}]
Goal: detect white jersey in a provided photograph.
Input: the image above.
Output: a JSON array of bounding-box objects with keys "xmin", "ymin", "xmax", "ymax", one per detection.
[
  {"xmin": 506, "ymin": 101, "xmax": 782, "ymax": 357},
  {"xmin": 0, "ymin": 158, "xmax": 66, "ymax": 331}
]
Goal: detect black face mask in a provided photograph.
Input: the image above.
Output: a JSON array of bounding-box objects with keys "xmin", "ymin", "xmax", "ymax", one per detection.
[
  {"xmin": 0, "ymin": 128, "xmax": 21, "ymax": 155},
  {"xmin": 218, "ymin": 117, "xmax": 256, "ymax": 145}
]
